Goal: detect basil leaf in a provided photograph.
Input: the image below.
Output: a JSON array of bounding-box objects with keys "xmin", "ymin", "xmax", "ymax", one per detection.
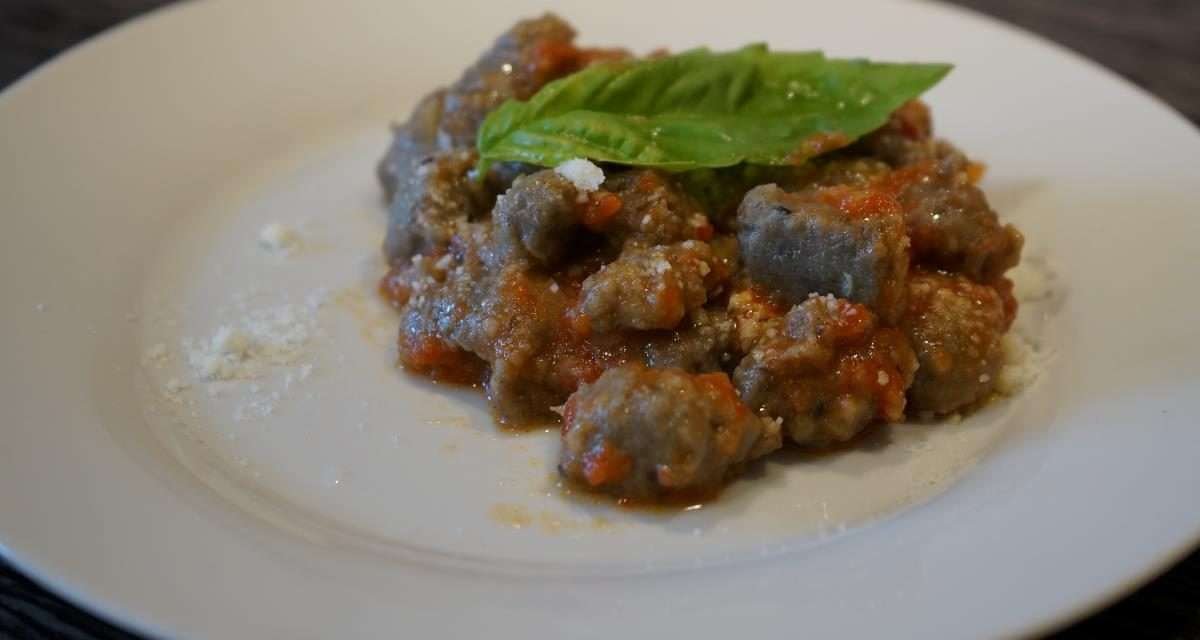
[{"xmin": 477, "ymin": 45, "xmax": 950, "ymax": 171}]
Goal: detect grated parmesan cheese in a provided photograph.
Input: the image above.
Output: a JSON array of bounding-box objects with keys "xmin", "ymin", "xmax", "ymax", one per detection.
[
  {"xmin": 305, "ymin": 287, "xmax": 330, "ymax": 311},
  {"xmin": 554, "ymin": 158, "xmax": 605, "ymax": 192},
  {"xmin": 1009, "ymin": 260, "xmax": 1054, "ymax": 303},
  {"xmin": 258, "ymin": 223, "xmax": 300, "ymax": 253},
  {"xmin": 996, "ymin": 333, "xmax": 1040, "ymax": 395},
  {"xmin": 183, "ymin": 302, "xmax": 320, "ymax": 381},
  {"xmin": 144, "ymin": 342, "xmax": 168, "ymax": 365}
]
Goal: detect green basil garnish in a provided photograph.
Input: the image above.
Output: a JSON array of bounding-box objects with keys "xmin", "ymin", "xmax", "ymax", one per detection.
[{"xmin": 477, "ymin": 44, "xmax": 950, "ymax": 172}]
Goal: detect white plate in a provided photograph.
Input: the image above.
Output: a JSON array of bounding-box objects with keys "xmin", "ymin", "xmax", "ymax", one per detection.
[{"xmin": 2, "ymin": 0, "xmax": 1198, "ymax": 637}]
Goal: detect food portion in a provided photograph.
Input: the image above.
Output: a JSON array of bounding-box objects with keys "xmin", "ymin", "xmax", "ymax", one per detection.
[
  {"xmin": 733, "ymin": 294, "xmax": 918, "ymax": 447},
  {"xmin": 376, "ymin": 15, "xmax": 1027, "ymax": 501},
  {"xmin": 737, "ymin": 183, "xmax": 910, "ymax": 324},
  {"xmin": 560, "ymin": 364, "xmax": 781, "ymax": 500},
  {"xmin": 902, "ymin": 270, "xmax": 1014, "ymax": 415}
]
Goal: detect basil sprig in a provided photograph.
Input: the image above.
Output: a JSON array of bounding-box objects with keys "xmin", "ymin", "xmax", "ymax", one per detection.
[{"xmin": 477, "ymin": 44, "xmax": 950, "ymax": 172}]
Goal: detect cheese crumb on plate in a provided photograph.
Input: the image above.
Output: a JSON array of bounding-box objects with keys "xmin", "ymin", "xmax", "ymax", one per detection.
[
  {"xmin": 183, "ymin": 302, "xmax": 319, "ymax": 381},
  {"xmin": 258, "ymin": 222, "xmax": 300, "ymax": 253}
]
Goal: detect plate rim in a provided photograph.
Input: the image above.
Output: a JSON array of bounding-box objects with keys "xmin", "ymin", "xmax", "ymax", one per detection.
[{"xmin": 1, "ymin": 1, "xmax": 1198, "ymax": 638}]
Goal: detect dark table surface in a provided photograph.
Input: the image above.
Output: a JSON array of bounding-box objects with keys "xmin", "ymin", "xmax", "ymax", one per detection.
[{"xmin": 1, "ymin": 1, "xmax": 1198, "ymax": 638}]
